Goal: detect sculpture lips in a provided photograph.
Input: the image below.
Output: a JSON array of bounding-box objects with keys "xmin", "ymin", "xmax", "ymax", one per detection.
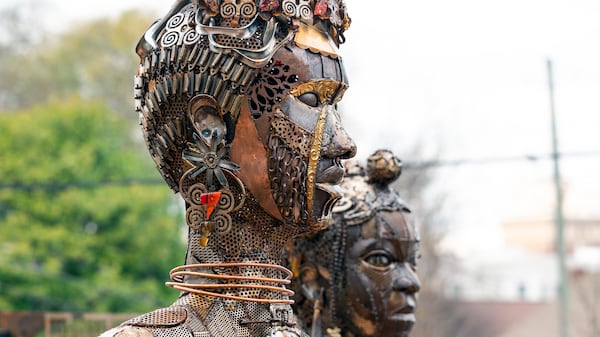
[
  {"xmin": 315, "ymin": 183, "xmax": 344, "ymax": 200},
  {"xmin": 313, "ymin": 164, "xmax": 345, "ymax": 220},
  {"xmin": 390, "ymin": 295, "xmax": 416, "ymax": 320},
  {"xmin": 317, "ymin": 165, "xmax": 344, "ymax": 184},
  {"xmin": 394, "ymin": 306, "xmax": 415, "ymax": 315},
  {"xmin": 389, "ymin": 312, "xmax": 416, "ymax": 324}
]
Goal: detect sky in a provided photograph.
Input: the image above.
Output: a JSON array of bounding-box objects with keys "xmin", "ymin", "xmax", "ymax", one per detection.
[{"xmin": 9, "ymin": 0, "xmax": 600, "ymax": 258}]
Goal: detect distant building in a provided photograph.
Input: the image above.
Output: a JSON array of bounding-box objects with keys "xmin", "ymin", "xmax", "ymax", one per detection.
[
  {"xmin": 503, "ymin": 218, "xmax": 600, "ymax": 255},
  {"xmin": 444, "ymin": 218, "xmax": 600, "ymax": 302}
]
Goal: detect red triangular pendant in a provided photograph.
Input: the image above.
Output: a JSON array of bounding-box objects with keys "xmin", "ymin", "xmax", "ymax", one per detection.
[{"xmin": 200, "ymin": 192, "xmax": 221, "ymax": 219}]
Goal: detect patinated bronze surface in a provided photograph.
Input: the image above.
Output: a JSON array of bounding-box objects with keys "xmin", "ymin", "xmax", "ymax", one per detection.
[
  {"xmin": 99, "ymin": 0, "xmax": 355, "ymax": 336},
  {"xmin": 287, "ymin": 149, "xmax": 421, "ymax": 337}
]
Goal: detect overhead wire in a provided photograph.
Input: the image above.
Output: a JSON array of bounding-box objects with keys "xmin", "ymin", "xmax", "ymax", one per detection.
[{"xmin": 1, "ymin": 150, "xmax": 599, "ymax": 191}]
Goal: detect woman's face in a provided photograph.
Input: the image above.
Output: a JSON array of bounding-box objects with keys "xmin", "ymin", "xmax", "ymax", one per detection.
[
  {"xmin": 343, "ymin": 211, "xmax": 421, "ymax": 337},
  {"xmin": 233, "ymin": 44, "xmax": 356, "ymax": 231}
]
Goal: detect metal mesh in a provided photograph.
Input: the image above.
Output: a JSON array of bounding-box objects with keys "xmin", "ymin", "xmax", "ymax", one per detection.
[
  {"xmin": 214, "ymin": 20, "xmax": 265, "ymax": 50},
  {"xmin": 247, "ymin": 59, "xmax": 298, "ymax": 116},
  {"xmin": 126, "ymin": 307, "xmax": 188, "ymax": 328},
  {"xmin": 267, "ymin": 134, "xmax": 309, "ymax": 225}
]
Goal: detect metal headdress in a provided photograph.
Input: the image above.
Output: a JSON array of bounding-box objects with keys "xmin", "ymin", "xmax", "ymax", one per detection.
[{"xmin": 134, "ymin": 0, "xmax": 351, "ymax": 193}]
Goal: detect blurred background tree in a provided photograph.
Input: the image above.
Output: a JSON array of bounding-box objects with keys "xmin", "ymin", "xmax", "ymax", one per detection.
[
  {"xmin": 0, "ymin": 2, "xmax": 457, "ymax": 322},
  {"xmin": 0, "ymin": 98, "xmax": 185, "ymax": 312},
  {"xmin": 0, "ymin": 5, "xmax": 186, "ymax": 312},
  {"xmin": 0, "ymin": 5, "xmax": 154, "ymax": 118}
]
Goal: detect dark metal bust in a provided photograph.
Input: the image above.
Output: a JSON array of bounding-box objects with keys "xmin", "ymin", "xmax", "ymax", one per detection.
[
  {"xmin": 99, "ymin": 0, "xmax": 355, "ymax": 336},
  {"xmin": 287, "ymin": 149, "xmax": 421, "ymax": 337}
]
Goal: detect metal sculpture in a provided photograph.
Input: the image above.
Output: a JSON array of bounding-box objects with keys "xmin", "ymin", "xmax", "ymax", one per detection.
[
  {"xmin": 287, "ymin": 149, "xmax": 421, "ymax": 337},
  {"xmin": 99, "ymin": 0, "xmax": 355, "ymax": 336}
]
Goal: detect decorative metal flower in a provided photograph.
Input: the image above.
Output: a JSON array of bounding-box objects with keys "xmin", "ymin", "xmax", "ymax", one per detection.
[{"xmin": 183, "ymin": 131, "xmax": 240, "ymax": 190}]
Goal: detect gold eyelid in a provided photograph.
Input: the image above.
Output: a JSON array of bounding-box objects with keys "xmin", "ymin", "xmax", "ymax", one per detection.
[{"xmin": 289, "ymin": 79, "xmax": 348, "ymax": 105}]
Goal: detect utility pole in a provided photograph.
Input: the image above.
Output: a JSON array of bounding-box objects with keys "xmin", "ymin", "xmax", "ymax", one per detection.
[{"xmin": 547, "ymin": 58, "xmax": 569, "ymax": 337}]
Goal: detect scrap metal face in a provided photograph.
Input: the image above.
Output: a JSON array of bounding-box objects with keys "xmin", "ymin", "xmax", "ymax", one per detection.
[
  {"xmin": 133, "ymin": 0, "xmax": 355, "ymax": 232},
  {"xmin": 134, "ymin": 0, "xmax": 351, "ymax": 191},
  {"xmin": 288, "ymin": 150, "xmax": 421, "ymax": 337},
  {"xmin": 343, "ymin": 211, "xmax": 420, "ymax": 337},
  {"xmin": 245, "ymin": 44, "xmax": 355, "ymax": 232}
]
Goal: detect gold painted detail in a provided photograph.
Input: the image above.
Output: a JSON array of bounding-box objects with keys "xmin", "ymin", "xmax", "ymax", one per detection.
[
  {"xmin": 289, "ymin": 79, "xmax": 348, "ymax": 105},
  {"xmin": 306, "ymin": 106, "xmax": 328, "ymax": 219},
  {"xmin": 294, "ymin": 23, "xmax": 339, "ymax": 58}
]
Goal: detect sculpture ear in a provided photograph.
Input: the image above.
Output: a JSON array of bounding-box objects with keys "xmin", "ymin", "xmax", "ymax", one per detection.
[{"xmin": 188, "ymin": 94, "xmax": 227, "ymax": 146}]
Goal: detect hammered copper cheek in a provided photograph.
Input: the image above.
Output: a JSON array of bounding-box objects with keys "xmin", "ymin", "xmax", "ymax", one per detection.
[{"xmin": 229, "ymin": 99, "xmax": 283, "ymax": 221}]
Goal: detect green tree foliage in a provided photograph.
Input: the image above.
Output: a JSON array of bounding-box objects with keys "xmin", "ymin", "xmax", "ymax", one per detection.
[
  {"xmin": 0, "ymin": 9, "xmax": 156, "ymax": 117},
  {"xmin": 0, "ymin": 97, "xmax": 186, "ymax": 312}
]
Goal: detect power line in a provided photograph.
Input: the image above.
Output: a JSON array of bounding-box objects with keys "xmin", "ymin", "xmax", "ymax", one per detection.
[
  {"xmin": 0, "ymin": 177, "xmax": 165, "ymax": 191},
  {"xmin": 1, "ymin": 150, "xmax": 599, "ymax": 191},
  {"xmin": 547, "ymin": 58, "xmax": 570, "ymax": 337},
  {"xmin": 403, "ymin": 150, "xmax": 600, "ymax": 170}
]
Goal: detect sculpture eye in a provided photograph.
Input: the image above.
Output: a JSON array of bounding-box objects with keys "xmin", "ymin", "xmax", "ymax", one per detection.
[
  {"xmin": 364, "ymin": 251, "xmax": 394, "ymax": 268},
  {"xmin": 201, "ymin": 129, "xmax": 212, "ymax": 138},
  {"xmin": 298, "ymin": 92, "xmax": 319, "ymax": 107}
]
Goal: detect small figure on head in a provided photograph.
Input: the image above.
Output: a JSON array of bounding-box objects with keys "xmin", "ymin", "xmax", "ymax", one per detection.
[{"xmin": 288, "ymin": 149, "xmax": 421, "ymax": 337}]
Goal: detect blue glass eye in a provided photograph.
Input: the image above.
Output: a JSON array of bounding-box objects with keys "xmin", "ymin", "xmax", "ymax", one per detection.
[{"xmin": 201, "ymin": 129, "xmax": 211, "ymax": 138}]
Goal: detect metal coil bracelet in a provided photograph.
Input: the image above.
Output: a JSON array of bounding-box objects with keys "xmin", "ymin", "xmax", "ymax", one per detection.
[{"xmin": 166, "ymin": 262, "xmax": 295, "ymax": 304}]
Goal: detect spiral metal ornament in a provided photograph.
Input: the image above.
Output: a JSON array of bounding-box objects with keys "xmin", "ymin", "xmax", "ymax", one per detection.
[
  {"xmin": 182, "ymin": 27, "xmax": 201, "ymax": 44},
  {"xmin": 240, "ymin": 0, "xmax": 258, "ymax": 17},
  {"xmin": 218, "ymin": 188, "xmax": 236, "ymax": 213},
  {"xmin": 167, "ymin": 12, "xmax": 186, "ymax": 29},
  {"xmin": 161, "ymin": 30, "xmax": 180, "ymax": 48},
  {"xmin": 187, "ymin": 183, "xmax": 209, "ymax": 206},
  {"xmin": 186, "ymin": 207, "xmax": 206, "ymax": 231},
  {"xmin": 281, "ymin": 0, "xmax": 312, "ymax": 20},
  {"xmin": 220, "ymin": 0, "xmax": 237, "ymax": 18},
  {"xmin": 213, "ymin": 213, "xmax": 233, "ymax": 234},
  {"xmin": 221, "ymin": 0, "xmax": 258, "ymax": 20},
  {"xmin": 280, "ymin": 0, "xmax": 295, "ymax": 17},
  {"xmin": 159, "ymin": 3, "xmax": 199, "ymax": 47}
]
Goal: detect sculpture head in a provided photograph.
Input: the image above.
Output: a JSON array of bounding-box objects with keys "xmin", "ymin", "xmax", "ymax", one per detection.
[
  {"xmin": 133, "ymin": 0, "xmax": 356, "ymax": 245},
  {"xmin": 288, "ymin": 149, "xmax": 421, "ymax": 337},
  {"xmin": 99, "ymin": 3, "xmax": 356, "ymax": 337}
]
